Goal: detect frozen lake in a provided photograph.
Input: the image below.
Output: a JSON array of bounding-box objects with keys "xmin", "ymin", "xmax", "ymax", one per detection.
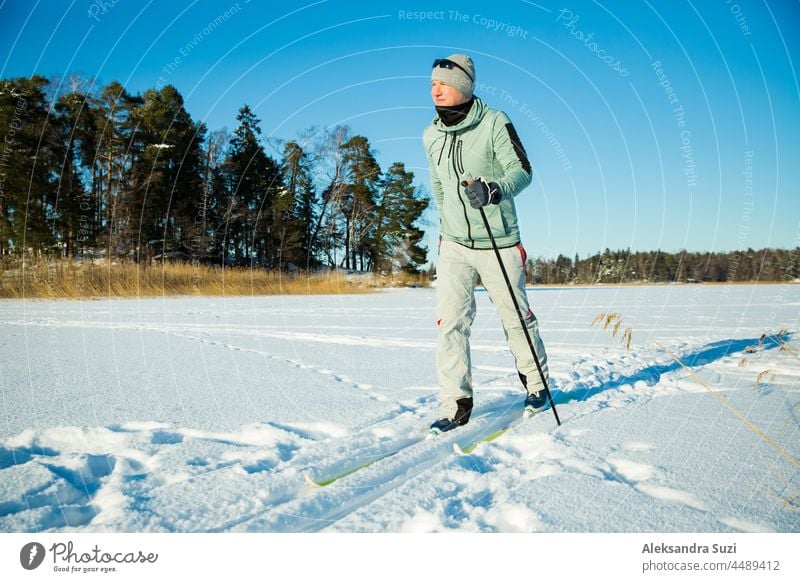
[{"xmin": 1, "ymin": 284, "xmax": 798, "ymax": 532}]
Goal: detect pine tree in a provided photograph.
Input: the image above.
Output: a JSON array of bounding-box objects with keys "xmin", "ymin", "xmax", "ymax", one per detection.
[
  {"xmin": 93, "ymin": 81, "xmax": 141, "ymax": 255},
  {"xmin": 53, "ymin": 91, "xmax": 96, "ymax": 256},
  {"xmin": 282, "ymin": 140, "xmax": 318, "ymax": 268},
  {"xmin": 125, "ymin": 85, "xmax": 204, "ymax": 261},
  {"xmin": 341, "ymin": 135, "xmax": 380, "ymax": 270},
  {"xmin": 0, "ymin": 76, "xmax": 55, "ymax": 257},
  {"xmin": 375, "ymin": 162, "xmax": 429, "ymax": 273},
  {"xmin": 222, "ymin": 105, "xmax": 283, "ymax": 266}
]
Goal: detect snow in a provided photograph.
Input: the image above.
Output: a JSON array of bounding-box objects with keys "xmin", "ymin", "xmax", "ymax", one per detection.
[{"xmin": 0, "ymin": 284, "xmax": 798, "ymax": 533}]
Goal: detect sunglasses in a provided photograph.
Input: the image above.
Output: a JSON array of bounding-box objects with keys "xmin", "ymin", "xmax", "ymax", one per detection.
[{"xmin": 432, "ymin": 58, "xmax": 474, "ymax": 82}]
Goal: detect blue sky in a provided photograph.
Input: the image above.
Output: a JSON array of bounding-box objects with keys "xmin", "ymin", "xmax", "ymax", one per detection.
[{"xmin": 1, "ymin": 0, "xmax": 799, "ymax": 261}]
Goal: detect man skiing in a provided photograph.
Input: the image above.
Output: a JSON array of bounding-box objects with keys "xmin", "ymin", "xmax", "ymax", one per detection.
[{"xmin": 424, "ymin": 54, "xmax": 550, "ymax": 433}]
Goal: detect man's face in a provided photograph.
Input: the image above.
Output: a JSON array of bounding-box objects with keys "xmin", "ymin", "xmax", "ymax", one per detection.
[{"xmin": 431, "ymin": 80, "xmax": 469, "ymax": 107}]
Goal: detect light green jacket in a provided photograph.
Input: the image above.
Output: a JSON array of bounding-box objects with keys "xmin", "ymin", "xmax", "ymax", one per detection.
[{"xmin": 423, "ymin": 97, "xmax": 532, "ymax": 249}]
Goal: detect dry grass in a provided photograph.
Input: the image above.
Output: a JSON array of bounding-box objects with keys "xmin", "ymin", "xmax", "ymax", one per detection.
[
  {"xmin": 770, "ymin": 329, "xmax": 800, "ymax": 364},
  {"xmin": 652, "ymin": 338, "xmax": 800, "ymax": 471},
  {"xmin": 590, "ymin": 313, "xmax": 800, "ymax": 499},
  {"xmin": 755, "ymin": 369, "xmax": 775, "ymax": 392},
  {"xmin": 0, "ymin": 260, "xmax": 427, "ymax": 299},
  {"xmin": 591, "ymin": 312, "xmax": 633, "ymax": 350},
  {"xmin": 767, "ymin": 465, "xmax": 800, "ymax": 510}
]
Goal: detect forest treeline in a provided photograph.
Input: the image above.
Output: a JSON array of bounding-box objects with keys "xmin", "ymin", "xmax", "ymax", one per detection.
[
  {"xmin": 527, "ymin": 247, "xmax": 800, "ymax": 284},
  {"xmin": 0, "ymin": 76, "xmax": 428, "ymax": 273},
  {"xmin": 2, "ymin": 76, "xmax": 797, "ymax": 287}
]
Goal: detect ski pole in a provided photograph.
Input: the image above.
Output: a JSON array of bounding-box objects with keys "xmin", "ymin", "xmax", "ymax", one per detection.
[{"xmin": 477, "ymin": 205, "xmax": 561, "ymax": 427}]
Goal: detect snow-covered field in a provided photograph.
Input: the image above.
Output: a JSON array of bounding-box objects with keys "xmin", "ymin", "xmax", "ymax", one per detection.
[{"xmin": 1, "ymin": 284, "xmax": 798, "ymax": 533}]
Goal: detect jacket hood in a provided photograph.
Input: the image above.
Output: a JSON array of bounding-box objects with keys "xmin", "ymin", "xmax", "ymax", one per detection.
[{"xmin": 431, "ymin": 97, "xmax": 487, "ymax": 132}]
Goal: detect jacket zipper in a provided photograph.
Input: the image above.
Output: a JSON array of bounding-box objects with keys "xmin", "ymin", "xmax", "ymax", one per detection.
[
  {"xmin": 453, "ymin": 135, "xmax": 473, "ymax": 245},
  {"xmin": 447, "ymin": 131, "xmax": 456, "ymax": 178},
  {"xmin": 436, "ymin": 132, "xmax": 448, "ymax": 166}
]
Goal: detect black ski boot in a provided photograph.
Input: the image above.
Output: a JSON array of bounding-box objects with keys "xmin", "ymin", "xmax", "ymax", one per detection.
[
  {"xmin": 519, "ymin": 372, "xmax": 548, "ymax": 415},
  {"xmin": 524, "ymin": 390, "xmax": 548, "ymax": 415},
  {"xmin": 430, "ymin": 397, "xmax": 473, "ymax": 435}
]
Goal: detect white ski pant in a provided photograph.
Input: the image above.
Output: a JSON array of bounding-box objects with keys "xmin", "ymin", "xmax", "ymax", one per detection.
[{"xmin": 436, "ymin": 240, "xmax": 549, "ymax": 418}]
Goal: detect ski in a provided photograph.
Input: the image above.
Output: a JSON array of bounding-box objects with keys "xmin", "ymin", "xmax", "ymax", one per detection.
[
  {"xmin": 303, "ymin": 405, "xmax": 525, "ymax": 488},
  {"xmin": 453, "ymin": 406, "xmax": 542, "ymax": 455},
  {"xmin": 303, "ymin": 436, "xmax": 427, "ymax": 488}
]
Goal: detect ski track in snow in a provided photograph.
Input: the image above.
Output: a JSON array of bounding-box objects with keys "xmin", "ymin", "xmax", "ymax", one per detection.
[{"xmin": 1, "ymin": 287, "xmax": 799, "ymax": 532}]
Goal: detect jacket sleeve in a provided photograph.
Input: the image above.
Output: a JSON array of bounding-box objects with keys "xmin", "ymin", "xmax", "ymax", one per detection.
[
  {"xmin": 423, "ymin": 129, "xmax": 445, "ymax": 210},
  {"xmin": 491, "ymin": 111, "xmax": 532, "ymax": 198}
]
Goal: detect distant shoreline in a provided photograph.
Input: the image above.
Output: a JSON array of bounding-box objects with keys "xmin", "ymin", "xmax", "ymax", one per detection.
[{"xmin": 1, "ymin": 259, "xmax": 796, "ymax": 301}]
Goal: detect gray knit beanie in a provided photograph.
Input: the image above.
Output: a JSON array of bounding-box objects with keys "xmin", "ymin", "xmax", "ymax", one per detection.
[{"xmin": 432, "ymin": 54, "xmax": 475, "ymax": 99}]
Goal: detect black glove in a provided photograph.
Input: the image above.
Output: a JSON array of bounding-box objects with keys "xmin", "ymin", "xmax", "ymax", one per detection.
[{"xmin": 461, "ymin": 177, "xmax": 501, "ymax": 209}]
